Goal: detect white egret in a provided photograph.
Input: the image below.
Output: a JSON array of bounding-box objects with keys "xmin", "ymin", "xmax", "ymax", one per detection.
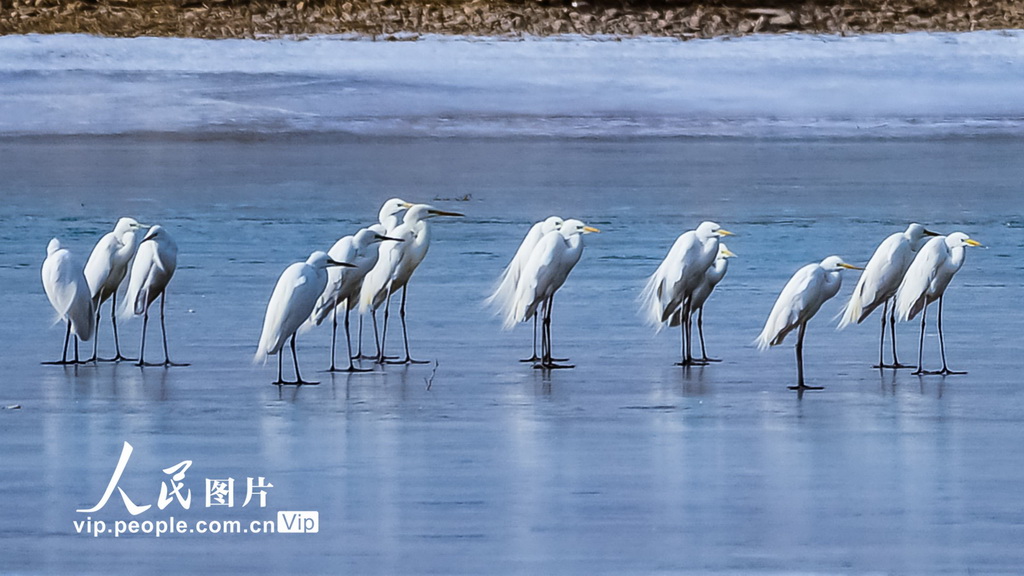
[
  {"xmin": 670, "ymin": 243, "xmax": 736, "ymax": 363},
  {"xmin": 639, "ymin": 221, "xmax": 733, "ymax": 366},
  {"xmin": 504, "ymin": 219, "xmax": 599, "ymax": 369},
  {"xmin": 756, "ymin": 256, "xmax": 862, "ymax": 391},
  {"xmin": 84, "ymin": 217, "xmax": 146, "ymax": 362},
  {"xmin": 257, "ymin": 251, "xmax": 356, "ymax": 385},
  {"xmin": 894, "ymin": 232, "xmax": 982, "ymax": 375},
  {"xmin": 485, "ymin": 216, "xmax": 563, "ymax": 362},
  {"xmin": 354, "ymin": 198, "xmax": 411, "ymax": 361},
  {"xmin": 359, "ymin": 203, "xmax": 463, "ymax": 365},
  {"xmin": 120, "ymin": 225, "xmax": 184, "ymax": 367},
  {"xmin": 307, "ymin": 227, "xmax": 403, "ymax": 372},
  {"xmin": 41, "ymin": 238, "xmax": 95, "ymax": 365},
  {"xmin": 838, "ymin": 223, "xmax": 938, "ymax": 368}
]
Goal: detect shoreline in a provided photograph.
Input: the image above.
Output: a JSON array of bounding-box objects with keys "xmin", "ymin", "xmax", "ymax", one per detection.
[{"xmin": 3, "ymin": 0, "xmax": 1024, "ymax": 40}]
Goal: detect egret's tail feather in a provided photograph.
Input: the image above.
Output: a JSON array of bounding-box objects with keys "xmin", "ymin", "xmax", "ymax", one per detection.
[
  {"xmin": 895, "ymin": 288, "xmax": 924, "ymax": 322},
  {"xmin": 837, "ymin": 294, "xmax": 862, "ymax": 330},
  {"xmin": 484, "ymin": 267, "xmax": 517, "ymax": 313},
  {"xmin": 638, "ymin": 272, "xmax": 667, "ymax": 333}
]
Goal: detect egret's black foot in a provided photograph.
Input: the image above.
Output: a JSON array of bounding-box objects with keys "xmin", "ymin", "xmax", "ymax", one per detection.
[
  {"xmin": 272, "ymin": 379, "xmax": 320, "ymax": 386},
  {"xmin": 98, "ymin": 354, "xmax": 137, "ymax": 363},
  {"xmin": 873, "ymin": 362, "xmax": 916, "ymax": 370},
  {"xmin": 920, "ymin": 368, "xmax": 966, "ymax": 376},
  {"xmin": 674, "ymin": 359, "xmax": 708, "ymax": 367},
  {"xmin": 42, "ymin": 359, "xmax": 85, "ymax": 366},
  {"xmin": 533, "ymin": 362, "xmax": 575, "ymax": 370},
  {"xmin": 138, "ymin": 360, "xmax": 190, "ymax": 367},
  {"xmin": 386, "ymin": 357, "xmax": 432, "ymax": 365},
  {"xmin": 521, "ymin": 356, "xmax": 569, "ymax": 362},
  {"xmin": 356, "ymin": 353, "xmax": 395, "ymax": 361},
  {"xmin": 700, "ymin": 357, "xmax": 723, "ymax": 363},
  {"xmin": 788, "ymin": 384, "xmax": 825, "ymax": 391},
  {"xmin": 328, "ymin": 365, "xmax": 374, "ymax": 373}
]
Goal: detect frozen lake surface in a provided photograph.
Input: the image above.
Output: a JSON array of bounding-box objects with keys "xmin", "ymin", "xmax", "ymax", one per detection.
[{"xmin": 1, "ymin": 33, "xmax": 1024, "ymax": 574}]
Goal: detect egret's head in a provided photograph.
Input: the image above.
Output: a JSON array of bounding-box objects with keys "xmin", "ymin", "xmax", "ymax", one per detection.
[
  {"xmin": 718, "ymin": 244, "xmax": 736, "ymax": 259},
  {"xmin": 355, "ymin": 227, "xmax": 403, "ymax": 246},
  {"xmin": 379, "ymin": 198, "xmax": 412, "ymax": 221},
  {"xmin": 308, "ymin": 250, "xmax": 356, "ymax": 269},
  {"xmin": 46, "ymin": 237, "xmax": 62, "ymax": 256},
  {"xmin": 561, "ymin": 219, "xmax": 600, "ymax": 235},
  {"xmin": 946, "ymin": 232, "xmax": 983, "ymax": 249},
  {"xmin": 821, "ymin": 255, "xmax": 863, "ymax": 272},
  {"xmin": 140, "ymin": 225, "xmax": 164, "ymax": 243},
  {"xmin": 542, "ymin": 216, "xmax": 565, "ymax": 233},
  {"xmin": 906, "ymin": 223, "xmax": 940, "ymax": 247},
  {"xmin": 696, "ymin": 221, "xmax": 734, "ymax": 240},
  {"xmin": 405, "ymin": 204, "xmax": 464, "ymax": 222},
  {"xmin": 114, "ymin": 217, "xmax": 146, "ymax": 235}
]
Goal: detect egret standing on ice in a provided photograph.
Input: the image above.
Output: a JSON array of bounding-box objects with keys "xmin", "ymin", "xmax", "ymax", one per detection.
[
  {"xmin": 639, "ymin": 221, "xmax": 733, "ymax": 366},
  {"xmin": 671, "ymin": 243, "xmax": 736, "ymax": 363},
  {"xmin": 756, "ymin": 256, "xmax": 862, "ymax": 391},
  {"xmin": 355, "ymin": 198, "xmax": 411, "ymax": 360},
  {"xmin": 258, "ymin": 251, "xmax": 356, "ymax": 385},
  {"xmin": 504, "ymin": 219, "xmax": 599, "ymax": 369},
  {"xmin": 307, "ymin": 227, "xmax": 402, "ymax": 372},
  {"xmin": 41, "ymin": 238, "xmax": 95, "ymax": 365},
  {"xmin": 121, "ymin": 225, "xmax": 184, "ymax": 367},
  {"xmin": 838, "ymin": 223, "xmax": 938, "ymax": 368},
  {"xmin": 894, "ymin": 232, "xmax": 982, "ymax": 376},
  {"xmin": 486, "ymin": 216, "xmax": 563, "ymax": 362},
  {"xmin": 84, "ymin": 217, "xmax": 146, "ymax": 362},
  {"xmin": 359, "ymin": 203, "xmax": 463, "ymax": 365}
]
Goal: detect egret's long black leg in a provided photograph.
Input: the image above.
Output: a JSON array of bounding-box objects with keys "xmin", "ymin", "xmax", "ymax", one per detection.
[
  {"xmin": 89, "ymin": 305, "xmax": 101, "ymax": 362},
  {"xmin": 684, "ymin": 302, "xmax": 702, "ymax": 366},
  {"xmin": 109, "ymin": 291, "xmax": 133, "ymax": 361},
  {"xmin": 525, "ymin": 301, "xmax": 566, "ymax": 364},
  {"xmin": 675, "ymin": 302, "xmax": 703, "ymax": 366},
  {"xmin": 697, "ymin": 307, "xmax": 721, "ymax": 363},
  {"xmin": 873, "ymin": 299, "xmax": 888, "ymax": 369},
  {"xmin": 676, "ymin": 313, "xmax": 685, "ymax": 365},
  {"xmin": 389, "ymin": 285, "xmax": 430, "ymax": 365},
  {"xmin": 535, "ymin": 295, "xmax": 572, "ymax": 370},
  {"xmin": 789, "ymin": 322, "xmax": 823, "ymax": 391},
  {"xmin": 63, "ymin": 321, "xmax": 72, "ymax": 364},
  {"xmin": 376, "ymin": 289, "xmax": 393, "ymax": 364},
  {"xmin": 519, "ymin": 315, "xmax": 541, "ymax": 362},
  {"xmin": 328, "ymin": 303, "xmax": 339, "ymax": 371},
  {"xmin": 912, "ymin": 304, "xmax": 928, "ymax": 376},
  {"xmin": 354, "ymin": 314, "xmax": 365, "ymax": 359},
  {"xmin": 44, "ymin": 321, "xmax": 74, "ymax": 365},
  {"xmin": 94, "ymin": 292, "xmax": 134, "ymax": 363},
  {"xmin": 340, "ymin": 305, "xmax": 372, "ymax": 372},
  {"xmin": 888, "ymin": 300, "xmax": 914, "ymax": 369},
  {"xmin": 686, "ymin": 303, "xmax": 694, "ymax": 365},
  {"xmin": 158, "ymin": 294, "xmax": 187, "ymax": 366},
  {"xmin": 135, "ymin": 302, "xmax": 150, "ymax": 367},
  {"xmin": 930, "ymin": 296, "xmax": 966, "ymax": 376},
  {"xmin": 543, "ymin": 299, "xmax": 551, "ymax": 362},
  {"xmin": 111, "ymin": 292, "xmax": 123, "ymax": 359},
  {"xmin": 290, "ymin": 333, "xmax": 318, "ymax": 385},
  {"xmin": 272, "ymin": 350, "xmax": 285, "ymax": 385}
]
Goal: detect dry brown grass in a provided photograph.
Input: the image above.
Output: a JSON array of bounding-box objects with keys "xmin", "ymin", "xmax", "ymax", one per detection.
[{"xmin": 2, "ymin": 0, "xmax": 1022, "ymax": 39}]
